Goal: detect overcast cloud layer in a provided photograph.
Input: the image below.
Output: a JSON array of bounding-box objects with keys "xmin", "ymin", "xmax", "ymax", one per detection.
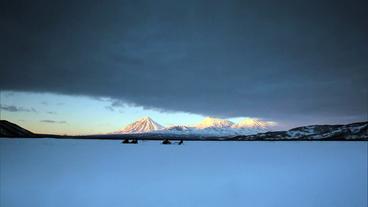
[{"xmin": 1, "ymin": 0, "xmax": 367, "ymax": 124}]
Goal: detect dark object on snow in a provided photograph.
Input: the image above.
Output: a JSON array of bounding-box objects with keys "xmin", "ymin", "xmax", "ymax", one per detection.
[
  {"xmin": 121, "ymin": 139, "xmax": 138, "ymax": 144},
  {"xmin": 122, "ymin": 139, "xmax": 130, "ymax": 144},
  {"xmin": 178, "ymin": 140, "xmax": 184, "ymax": 145},
  {"xmin": 162, "ymin": 139, "xmax": 171, "ymax": 144}
]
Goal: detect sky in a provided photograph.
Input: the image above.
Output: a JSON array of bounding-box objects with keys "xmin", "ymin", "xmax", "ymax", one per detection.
[{"xmin": 1, "ymin": 0, "xmax": 368, "ymax": 134}]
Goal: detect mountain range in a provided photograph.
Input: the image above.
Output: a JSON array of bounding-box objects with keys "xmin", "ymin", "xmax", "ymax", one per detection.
[
  {"xmin": 114, "ymin": 119, "xmax": 368, "ymax": 141},
  {"xmin": 1, "ymin": 119, "xmax": 367, "ymax": 140},
  {"xmin": 114, "ymin": 116, "xmax": 272, "ymax": 136}
]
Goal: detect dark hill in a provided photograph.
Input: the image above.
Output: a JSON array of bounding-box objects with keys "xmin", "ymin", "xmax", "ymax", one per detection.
[{"xmin": 0, "ymin": 120, "xmax": 36, "ymax": 137}]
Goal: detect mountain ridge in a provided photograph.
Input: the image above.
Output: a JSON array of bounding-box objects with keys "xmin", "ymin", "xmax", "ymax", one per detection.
[
  {"xmin": 233, "ymin": 121, "xmax": 368, "ymax": 140},
  {"xmin": 115, "ymin": 116, "xmax": 273, "ymax": 136}
]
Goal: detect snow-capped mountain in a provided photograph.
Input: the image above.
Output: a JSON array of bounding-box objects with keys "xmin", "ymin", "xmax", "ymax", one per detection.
[
  {"xmin": 161, "ymin": 125, "xmax": 196, "ymax": 135},
  {"xmin": 116, "ymin": 117, "xmax": 164, "ymax": 134},
  {"xmin": 232, "ymin": 118, "xmax": 271, "ymax": 134},
  {"xmin": 114, "ymin": 116, "xmax": 271, "ymax": 136},
  {"xmin": 166, "ymin": 125, "xmax": 194, "ymax": 131},
  {"xmin": 196, "ymin": 117, "xmax": 234, "ymax": 129}
]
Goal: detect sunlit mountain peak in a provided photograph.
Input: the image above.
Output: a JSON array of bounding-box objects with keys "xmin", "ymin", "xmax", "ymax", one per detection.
[
  {"xmin": 196, "ymin": 117, "xmax": 234, "ymax": 129},
  {"xmin": 232, "ymin": 118, "xmax": 272, "ymax": 131},
  {"xmin": 117, "ymin": 116, "xmax": 164, "ymax": 134},
  {"xmin": 141, "ymin": 116, "xmax": 153, "ymax": 121}
]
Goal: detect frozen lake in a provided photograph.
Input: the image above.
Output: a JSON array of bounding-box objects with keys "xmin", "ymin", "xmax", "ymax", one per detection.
[{"xmin": 0, "ymin": 139, "xmax": 367, "ymax": 207}]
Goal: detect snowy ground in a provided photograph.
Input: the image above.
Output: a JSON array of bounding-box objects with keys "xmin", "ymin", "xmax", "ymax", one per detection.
[{"xmin": 0, "ymin": 139, "xmax": 367, "ymax": 207}]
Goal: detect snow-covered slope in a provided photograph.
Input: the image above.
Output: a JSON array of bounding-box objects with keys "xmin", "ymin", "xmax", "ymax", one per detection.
[
  {"xmin": 116, "ymin": 117, "xmax": 164, "ymax": 134},
  {"xmin": 166, "ymin": 125, "xmax": 194, "ymax": 131},
  {"xmin": 286, "ymin": 122, "xmax": 368, "ymax": 139},
  {"xmin": 232, "ymin": 118, "xmax": 269, "ymax": 130},
  {"xmin": 159, "ymin": 125, "xmax": 196, "ymax": 135},
  {"xmin": 232, "ymin": 118, "xmax": 271, "ymax": 134},
  {"xmin": 196, "ymin": 117, "xmax": 234, "ymax": 129},
  {"xmin": 234, "ymin": 121, "xmax": 368, "ymax": 140}
]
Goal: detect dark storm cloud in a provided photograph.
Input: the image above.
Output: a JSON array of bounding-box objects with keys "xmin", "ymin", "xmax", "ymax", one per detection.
[
  {"xmin": 0, "ymin": 105, "xmax": 37, "ymax": 113},
  {"xmin": 105, "ymin": 106, "xmax": 115, "ymax": 112},
  {"xmin": 1, "ymin": 0, "xmax": 367, "ymax": 125}
]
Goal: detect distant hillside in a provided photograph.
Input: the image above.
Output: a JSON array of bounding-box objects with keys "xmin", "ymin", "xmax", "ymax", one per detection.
[
  {"xmin": 0, "ymin": 120, "xmax": 36, "ymax": 137},
  {"xmin": 232, "ymin": 121, "xmax": 368, "ymax": 141}
]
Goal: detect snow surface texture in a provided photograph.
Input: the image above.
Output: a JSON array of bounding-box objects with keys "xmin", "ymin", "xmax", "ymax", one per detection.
[
  {"xmin": 115, "ymin": 117, "xmax": 272, "ymax": 136},
  {"xmin": 2, "ymin": 140, "xmax": 366, "ymax": 207}
]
